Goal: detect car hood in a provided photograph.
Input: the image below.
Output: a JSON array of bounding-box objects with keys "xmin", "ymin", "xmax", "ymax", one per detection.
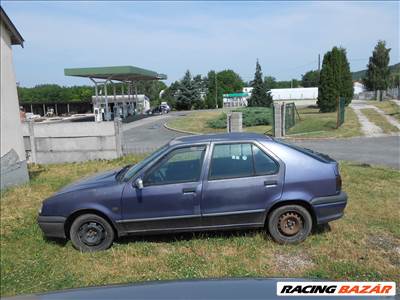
[
  {"xmin": 4, "ymin": 278, "xmax": 393, "ymax": 300},
  {"xmin": 54, "ymin": 168, "xmax": 121, "ymax": 195}
]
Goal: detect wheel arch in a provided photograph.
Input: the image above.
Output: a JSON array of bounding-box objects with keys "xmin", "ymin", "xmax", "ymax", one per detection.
[
  {"xmin": 265, "ymin": 199, "xmax": 317, "ymax": 228},
  {"xmin": 64, "ymin": 209, "xmax": 119, "ymax": 239}
]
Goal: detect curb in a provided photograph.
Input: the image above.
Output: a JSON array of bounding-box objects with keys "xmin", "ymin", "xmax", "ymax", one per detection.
[
  {"xmin": 163, "ymin": 123, "xmax": 199, "ymax": 135},
  {"xmin": 285, "ymin": 132, "xmax": 399, "ymax": 141}
]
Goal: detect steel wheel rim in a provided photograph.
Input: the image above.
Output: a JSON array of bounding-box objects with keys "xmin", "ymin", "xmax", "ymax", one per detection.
[
  {"xmin": 278, "ymin": 211, "xmax": 303, "ymax": 236},
  {"xmin": 78, "ymin": 221, "xmax": 105, "ymax": 246}
]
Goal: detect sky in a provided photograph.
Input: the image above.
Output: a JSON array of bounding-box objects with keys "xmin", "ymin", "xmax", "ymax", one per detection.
[{"xmin": 2, "ymin": 1, "xmax": 399, "ymax": 87}]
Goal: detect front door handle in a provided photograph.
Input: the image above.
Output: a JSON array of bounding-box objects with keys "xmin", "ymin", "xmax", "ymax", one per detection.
[
  {"xmin": 264, "ymin": 180, "xmax": 278, "ymax": 187},
  {"xmin": 182, "ymin": 187, "xmax": 196, "ymax": 194}
]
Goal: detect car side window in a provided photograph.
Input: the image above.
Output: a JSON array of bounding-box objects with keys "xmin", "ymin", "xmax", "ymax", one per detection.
[
  {"xmin": 252, "ymin": 144, "xmax": 279, "ymax": 175},
  {"xmin": 143, "ymin": 146, "xmax": 206, "ymax": 186},
  {"xmin": 209, "ymin": 143, "xmax": 254, "ymax": 180}
]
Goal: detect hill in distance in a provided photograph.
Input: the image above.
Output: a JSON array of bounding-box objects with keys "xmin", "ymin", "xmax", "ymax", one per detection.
[{"xmin": 352, "ymin": 62, "xmax": 400, "ymax": 81}]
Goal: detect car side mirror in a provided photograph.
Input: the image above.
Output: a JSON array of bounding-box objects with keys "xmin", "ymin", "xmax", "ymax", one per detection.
[{"xmin": 134, "ymin": 178, "xmax": 143, "ymax": 190}]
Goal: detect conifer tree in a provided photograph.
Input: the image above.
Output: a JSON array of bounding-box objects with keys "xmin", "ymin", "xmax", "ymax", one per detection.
[
  {"xmin": 317, "ymin": 51, "xmax": 337, "ymax": 112},
  {"xmin": 249, "ymin": 60, "xmax": 272, "ymax": 107},
  {"xmin": 364, "ymin": 40, "xmax": 391, "ymax": 100}
]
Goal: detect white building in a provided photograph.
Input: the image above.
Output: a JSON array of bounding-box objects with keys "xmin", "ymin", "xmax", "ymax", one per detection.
[
  {"xmin": 92, "ymin": 94, "xmax": 150, "ymax": 121},
  {"xmin": 1, "ymin": 8, "xmax": 29, "ymax": 189},
  {"xmin": 243, "ymin": 81, "xmax": 364, "ymax": 102},
  {"xmin": 353, "ymin": 81, "xmax": 366, "ymax": 95},
  {"xmin": 243, "ymin": 86, "xmax": 318, "ymax": 101},
  {"xmin": 223, "ymin": 93, "xmax": 249, "ymax": 107}
]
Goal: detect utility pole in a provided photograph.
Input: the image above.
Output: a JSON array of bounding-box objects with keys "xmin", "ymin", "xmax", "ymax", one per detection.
[
  {"xmin": 318, "ymin": 54, "xmax": 321, "ymax": 72},
  {"xmin": 215, "ymin": 72, "xmax": 218, "ymax": 109}
]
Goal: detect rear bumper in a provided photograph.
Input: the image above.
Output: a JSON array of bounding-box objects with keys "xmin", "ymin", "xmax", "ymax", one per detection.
[
  {"xmin": 311, "ymin": 191, "xmax": 348, "ymax": 224},
  {"xmin": 37, "ymin": 216, "xmax": 66, "ymax": 239}
]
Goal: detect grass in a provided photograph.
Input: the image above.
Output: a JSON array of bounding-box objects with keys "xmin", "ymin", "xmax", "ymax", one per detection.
[
  {"xmin": 167, "ymin": 111, "xmax": 225, "ymax": 134},
  {"xmin": 207, "ymin": 108, "xmax": 272, "ymax": 129},
  {"xmin": 286, "ymin": 106, "xmax": 362, "ymax": 138},
  {"xmin": 362, "ymin": 109, "xmax": 399, "ymax": 134},
  {"xmin": 167, "ymin": 106, "xmax": 361, "ymax": 138},
  {"xmin": 370, "ymin": 101, "xmax": 400, "ymax": 122},
  {"xmin": 167, "ymin": 110, "xmax": 272, "ymax": 134},
  {"xmin": 1, "ymin": 157, "xmax": 399, "ymax": 296}
]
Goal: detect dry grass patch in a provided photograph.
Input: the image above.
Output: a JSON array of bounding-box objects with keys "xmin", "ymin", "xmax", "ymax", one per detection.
[{"xmin": 1, "ymin": 159, "xmax": 399, "ymax": 296}]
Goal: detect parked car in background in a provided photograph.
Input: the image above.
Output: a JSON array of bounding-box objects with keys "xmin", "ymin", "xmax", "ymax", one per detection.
[
  {"xmin": 160, "ymin": 102, "xmax": 171, "ymax": 113},
  {"xmin": 38, "ymin": 133, "xmax": 347, "ymax": 251}
]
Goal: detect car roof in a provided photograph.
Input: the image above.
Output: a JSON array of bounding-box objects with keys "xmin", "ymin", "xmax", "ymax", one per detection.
[{"xmin": 169, "ymin": 132, "xmax": 273, "ymax": 146}]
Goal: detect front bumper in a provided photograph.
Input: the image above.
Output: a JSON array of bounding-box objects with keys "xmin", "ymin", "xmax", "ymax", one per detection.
[
  {"xmin": 37, "ymin": 216, "xmax": 66, "ymax": 239},
  {"xmin": 310, "ymin": 191, "xmax": 348, "ymax": 224}
]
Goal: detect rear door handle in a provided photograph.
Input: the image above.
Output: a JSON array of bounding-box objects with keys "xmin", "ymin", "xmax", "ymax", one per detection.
[
  {"xmin": 264, "ymin": 180, "xmax": 278, "ymax": 187},
  {"xmin": 182, "ymin": 188, "xmax": 196, "ymax": 194}
]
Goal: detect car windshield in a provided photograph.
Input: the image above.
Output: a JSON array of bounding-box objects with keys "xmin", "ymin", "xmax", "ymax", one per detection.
[{"xmin": 120, "ymin": 144, "xmax": 169, "ymax": 182}]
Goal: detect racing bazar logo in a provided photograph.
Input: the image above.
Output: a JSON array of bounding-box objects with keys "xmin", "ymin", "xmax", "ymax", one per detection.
[{"xmin": 277, "ymin": 282, "xmax": 396, "ymax": 296}]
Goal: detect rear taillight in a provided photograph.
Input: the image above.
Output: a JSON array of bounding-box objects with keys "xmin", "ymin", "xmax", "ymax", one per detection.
[{"xmin": 336, "ymin": 174, "xmax": 342, "ymax": 192}]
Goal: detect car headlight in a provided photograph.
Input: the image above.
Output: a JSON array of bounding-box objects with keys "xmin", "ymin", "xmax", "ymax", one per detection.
[{"xmin": 38, "ymin": 203, "xmax": 43, "ymax": 215}]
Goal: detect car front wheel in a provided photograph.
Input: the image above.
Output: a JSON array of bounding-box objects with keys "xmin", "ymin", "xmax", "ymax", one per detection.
[
  {"xmin": 268, "ymin": 205, "xmax": 312, "ymax": 244},
  {"xmin": 70, "ymin": 214, "xmax": 114, "ymax": 252}
]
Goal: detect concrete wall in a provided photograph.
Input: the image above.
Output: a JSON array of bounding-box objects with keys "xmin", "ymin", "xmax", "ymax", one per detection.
[
  {"xmin": 22, "ymin": 121, "xmax": 123, "ymax": 164},
  {"xmin": 227, "ymin": 112, "xmax": 243, "ymax": 133},
  {"xmin": 1, "ymin": 22, "xmax": 29, "ymax": 189}
]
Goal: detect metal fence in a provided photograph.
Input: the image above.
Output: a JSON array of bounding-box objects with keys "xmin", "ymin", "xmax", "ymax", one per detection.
[
  {"xmin": 337, "ymin": 97, "xmax": 345, "ymax": 128},
  {"xmin": 285, "ymin": 103, "xmax": 296, "ymax": 131}
]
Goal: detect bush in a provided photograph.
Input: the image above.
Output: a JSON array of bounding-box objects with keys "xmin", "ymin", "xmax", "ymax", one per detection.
[
  {"xmin": 206, "ymin": 107, "xmax": 272, "ymax": 129},
  {"xmin": 207, "ymin": 114, "xmax": 227, "ymax": 128}
]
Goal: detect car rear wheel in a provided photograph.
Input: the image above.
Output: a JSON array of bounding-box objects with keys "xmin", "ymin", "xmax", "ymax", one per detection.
[
  {"xmin": 268, "ymin": 205, "xmax": 312, "ymax": 244},
  {"xmin": 70, "ymin": 214, "xmax": 114, "ymax": 252}
]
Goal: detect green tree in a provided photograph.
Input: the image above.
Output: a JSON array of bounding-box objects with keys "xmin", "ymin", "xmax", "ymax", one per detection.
[
  {"xmin": 317, "ymin": 47, "xmax": 354, "ymax": 112},
  {"xmin": 161, "ymin": 81, "xmax": 180, "ymax": 109},
  {"xmin": 364, "ymin": 40, "xmax": 391, "ymax": 99},
  {"xmin": 338, "ymin": 48, "xmax": 354, "ymax": 106},
  {"xmin": 175, "ymin": 70, "xmax": 200, "ymax": 110},
  {"xmin": 317, "ymin": 51, "xmax": 337, "ymax": 112},
  {"xmin": 264, "ymin": 76, "xmax": 277, "ymax": 89},
  {"xmin": 216, "ymin": 69, "xmax": 244, "ymax": 94},
  {"xmin": 192, "ymin": 74, "xmax": 206, "ymax": 109},
  {"xmin": 249, "ymin": 60, "xmax": 272, "ymax": 107},
  {"xmin": 301, "ymin": 70, "xmax": 320, "ymax": 87}
]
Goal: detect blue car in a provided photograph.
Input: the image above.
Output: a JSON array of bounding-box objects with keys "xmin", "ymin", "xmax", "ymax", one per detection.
[{"xmin": 38, "ymin": 133, "xmax": 347, "ymax": 251}]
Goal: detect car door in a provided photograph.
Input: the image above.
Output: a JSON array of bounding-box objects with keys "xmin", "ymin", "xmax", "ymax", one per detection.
[
  {"xmin": 201, "ymin": 142, "xmax": 284, "ymax": 227},
  {"xmin": 120, "ymin": 145, "xmax": 207, "ymax": 233}
]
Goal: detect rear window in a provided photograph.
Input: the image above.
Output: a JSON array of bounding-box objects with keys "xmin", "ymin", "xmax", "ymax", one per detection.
[{"xmin": 274, "ymin": 139, "xmax": 335, "ymax": 163}]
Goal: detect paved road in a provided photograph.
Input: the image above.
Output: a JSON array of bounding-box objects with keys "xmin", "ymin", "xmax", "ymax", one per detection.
[
  {"xmin": 290, "ymin": 136, "xmax": 400, "ymax": 169},
  {"xmin": 123, "ymin": 114, "xmax": 400, "ymax": 169},
  {"xmin": 122, "ymin": 112, "xmax": 187, "ymax": 154}
]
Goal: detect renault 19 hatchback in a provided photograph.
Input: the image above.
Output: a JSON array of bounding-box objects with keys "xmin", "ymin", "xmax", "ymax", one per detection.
[{"xmin": 38, "ymin": 133, "xmax": 347, "ymax": 251}]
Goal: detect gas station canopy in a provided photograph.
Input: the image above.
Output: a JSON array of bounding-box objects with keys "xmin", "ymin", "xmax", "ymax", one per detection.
[
  {"xmin": 64, "ymin": 65, "xmax": 167, "ymax": 122},
  {"xmin": 64, "ymin": 65, "xmax": 167, "ymax": 81}
]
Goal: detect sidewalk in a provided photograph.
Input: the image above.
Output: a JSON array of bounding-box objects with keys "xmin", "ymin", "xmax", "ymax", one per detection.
[{"xmin": 350, "ymin": 100, "xmax": 400, "ymax": 137}]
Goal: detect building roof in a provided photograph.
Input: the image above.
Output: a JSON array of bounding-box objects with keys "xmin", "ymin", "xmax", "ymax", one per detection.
[
  {"xmin": 0, "ymin": 7, "xmax": 24, "ymax": 47},
  {"xmin": 170, "ymin": 133, "xmax": 272, "ymax": 145},
  {"xmin": 64, "ymin": 66, "xmax": 167, "ymax": 81},
  {"xmin": 223, "ymin": 93, "xmax": 249, "ymax": 98}
]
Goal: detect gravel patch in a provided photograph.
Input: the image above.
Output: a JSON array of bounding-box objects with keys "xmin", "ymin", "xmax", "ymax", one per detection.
[{"xmin": 274, "ymin": 253, "xmax": 314, "ymax": 273}]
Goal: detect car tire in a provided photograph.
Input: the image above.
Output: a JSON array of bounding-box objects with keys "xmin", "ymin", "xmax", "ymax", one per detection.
[
  {"xmin": 268, "ymin": 205, "xmax": 312, "ymax": 244},
  {"xmin": 70, "ymin": 214, "xmax": 114, "ymax": 252}
]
